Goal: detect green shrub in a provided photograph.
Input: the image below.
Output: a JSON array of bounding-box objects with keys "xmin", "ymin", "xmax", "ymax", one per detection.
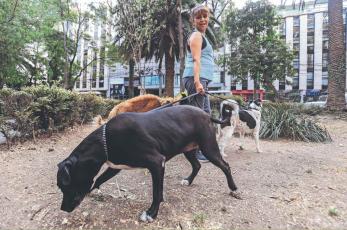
[
  {"xmin": 0, "ymin": 86, "xmax": 119, "ymax": 141},
  {"xmin": 260, "ymin": 103, "xmax": 331, "ymax": 142}
]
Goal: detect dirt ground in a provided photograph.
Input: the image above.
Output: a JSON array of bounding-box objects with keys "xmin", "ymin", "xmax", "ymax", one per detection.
[{"xmin": 0, "ymin": 115, "xmax": 347, "ymax": 230}]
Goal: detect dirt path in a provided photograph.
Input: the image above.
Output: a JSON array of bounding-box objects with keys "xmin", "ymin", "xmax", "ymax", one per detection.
[{"xmin": 1, "ymin": 116, "xmax": 347, "ymax": 230}]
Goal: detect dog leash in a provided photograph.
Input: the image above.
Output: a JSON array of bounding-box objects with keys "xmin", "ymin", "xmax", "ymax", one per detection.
[
  {"xmin": 101, "ymin": 92, "xmax": 200, "ymax": 160},
  {"xmin": 150, "ymin": 92, "xmax": 200, "ymax": 112},
  {"xmin": 205, "ymin": 91, "xmax": 241, "ymax": 106},
  {"xmin": 102, "ymin": 91, "xmax": 243, "ymax": 159}
]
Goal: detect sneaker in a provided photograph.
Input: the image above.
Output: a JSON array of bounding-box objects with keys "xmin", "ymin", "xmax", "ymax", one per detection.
[{"xmin": 196, "ymin": 150, "xmax": 209, "ymax": 163}]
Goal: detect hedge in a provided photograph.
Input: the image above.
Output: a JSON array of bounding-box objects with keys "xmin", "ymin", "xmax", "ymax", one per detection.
[{"xmin": 0, "ymin": 86, "xmax": 120, "ymax": 142}]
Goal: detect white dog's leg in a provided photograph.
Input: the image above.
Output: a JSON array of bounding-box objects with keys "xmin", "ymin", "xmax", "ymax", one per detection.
[
  {"xmin": 254, "ymin": 126, "xmax": 262, "ymax": 153},
  {"xmin": 239, "ymin": 128, "xmax": 245, "ymax": 150},
  {"xmin": 218, "ymin": 126, "xmax": 235, "ymax": 157}
]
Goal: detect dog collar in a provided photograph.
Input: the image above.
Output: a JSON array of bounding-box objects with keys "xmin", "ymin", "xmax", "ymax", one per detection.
[{"xmin": 102, "ymin": 124, "xmax": 109, "ymax": 161}]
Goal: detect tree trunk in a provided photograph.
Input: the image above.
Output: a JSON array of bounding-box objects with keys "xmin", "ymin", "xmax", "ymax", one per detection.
[
  {"xmin": 0, "ymin": 73, "xmax": 4, "ymax": 89},
  {"xmin": 327, "ymin": 0, "xmax": 346, "ymax": 110},
  {"xmin": 177, "ymin": 0, "xmax": 185, "ymax": 92},
  {"xmin": 165, "ymin": 50, "xmax": 175, "ymax": 97},
  {"xmin": 128, "ymin": 58, "xmax": 135, "ymax": 98},
  {"xmin": 62, "ymin": 21, "xmax": 70, "ymax": 89}
]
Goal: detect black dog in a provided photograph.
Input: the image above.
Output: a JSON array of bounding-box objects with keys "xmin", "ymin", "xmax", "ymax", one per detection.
[{"xmin": 57, "ymin": 105, "xmax": 238, "ymax": 222}]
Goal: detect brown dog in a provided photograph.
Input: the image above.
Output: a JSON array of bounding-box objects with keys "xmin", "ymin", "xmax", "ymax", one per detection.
[{"xmin": 97, "ymin": 94, "xmax": 174, "ymax": 125}]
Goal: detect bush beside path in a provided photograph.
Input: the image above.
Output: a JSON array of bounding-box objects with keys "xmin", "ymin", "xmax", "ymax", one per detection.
[{"xmin": 0, "ymin": 116, "xmax": 346, "ymax": 229}]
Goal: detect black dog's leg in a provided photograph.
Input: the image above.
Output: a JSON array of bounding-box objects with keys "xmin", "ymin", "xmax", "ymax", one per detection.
[
  {"xmin": 140, "ymin": 155, "xmax": 165, "ymax": 222},
  {"xmin": 91, "ymin": 168, "xmax": 121, "ymax": 191},
  {"xmin": 200, "ymin": 140, "xmax": 238, "ymax": 192},
  {"xmin": 181, "ymin": 150, "xmax": 201, "ymax": 185},
  {"xmin": 208, "ymin": 156, "xmax": 238, "ymax": 191}
]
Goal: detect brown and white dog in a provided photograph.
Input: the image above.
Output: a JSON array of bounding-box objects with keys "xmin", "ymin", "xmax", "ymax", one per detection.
[
  {"xmin": 97, "ymin": 94, "xmax": 174, "ymax": 125},
  {"xmin": 217, "ymin": 99, "xmax": 262, "ymax": 156}
]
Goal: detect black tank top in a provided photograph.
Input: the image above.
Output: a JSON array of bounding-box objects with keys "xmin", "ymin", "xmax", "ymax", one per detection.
[{"xmin": 187, "ymin": 36, "xmax": 207, "ymax": 52}]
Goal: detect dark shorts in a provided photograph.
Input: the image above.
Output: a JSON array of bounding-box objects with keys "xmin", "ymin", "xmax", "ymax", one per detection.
[{"xmin": 183, "ymin": 77, "xmax": 211, "ymax": 114}]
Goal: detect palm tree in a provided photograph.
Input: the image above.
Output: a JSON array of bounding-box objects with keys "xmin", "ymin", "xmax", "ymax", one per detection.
[
  {"xmin": 144, "ymin": 0, "xmax": 217, "ymax": 97},
  {"xmin": 327, "ymin": 0, "xmax": 346, "ymax": 110}
]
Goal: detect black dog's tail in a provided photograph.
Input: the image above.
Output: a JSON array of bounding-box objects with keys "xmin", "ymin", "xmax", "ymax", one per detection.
[{"xmin": 210, "ymin": 117, "xmax": 229, "ymax": 124}]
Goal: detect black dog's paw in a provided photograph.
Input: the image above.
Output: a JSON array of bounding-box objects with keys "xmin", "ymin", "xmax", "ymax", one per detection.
[
  {"xmin": 89, "ymin": 185, "xmax": 100, "ymax": 193},
  {"xmin": 139, "ymin": 211, "xmax": 154, "ymax": 223},
  {"xmin": 229, "ymin": 190, "xmax": 242, "ymax": 200},
  {"xmin": 180, "ymin": 179, "xmax": 190, "ymax": 186}
]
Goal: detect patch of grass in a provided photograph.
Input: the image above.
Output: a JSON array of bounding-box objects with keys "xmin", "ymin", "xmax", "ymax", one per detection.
[
  {"xmin": 328, "ymin": 207, "xmax": 338, "ymax": 217},
  {"xmin": 192, "ymin": 213, "xmax": 206, "ymax": 227}
]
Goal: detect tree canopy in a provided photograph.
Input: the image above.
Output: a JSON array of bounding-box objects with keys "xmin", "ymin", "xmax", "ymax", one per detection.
[{"xmin": 223, "ymin": 0, "xmax": 294, "ymax": 97}]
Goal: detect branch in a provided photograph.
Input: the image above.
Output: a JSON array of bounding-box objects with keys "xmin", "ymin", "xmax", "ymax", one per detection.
[
  {"xmin": 6, "ymin": 0, "xmax": 19, "ymax": 23},
  {"xmin": 0, "ymin": 0, "xmax": 19, "ymax": 25}
]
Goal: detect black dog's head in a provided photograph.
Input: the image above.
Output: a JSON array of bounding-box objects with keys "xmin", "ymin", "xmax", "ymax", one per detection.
[{"xmin": 57, "ymin": 131, "xmax": 105, "ymax": 212}]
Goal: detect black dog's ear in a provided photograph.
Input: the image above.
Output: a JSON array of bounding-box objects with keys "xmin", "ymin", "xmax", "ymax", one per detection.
[
  {"xmin": 57, "ymin": 156, "xmax": 77, "ymax": 186},
  {"xmin": 254, "ymin": 98, "xmax": 262, "ymax": 106},
  {"xmin": 61, "ymin": 165, "xmax": 71, "ymax": 186},
  {"xmin": 57, "ymin": 163, "xmax": 71, "ymax": 186}
]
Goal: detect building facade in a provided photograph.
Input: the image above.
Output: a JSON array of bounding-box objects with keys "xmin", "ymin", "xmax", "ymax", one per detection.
[
  {"xmin": 275, "ymin": 0, "xmax": 347, "ymax": 92},
  {"xmin": 72, "ymin": 0, "xmax": 347, "ymax": 98}
]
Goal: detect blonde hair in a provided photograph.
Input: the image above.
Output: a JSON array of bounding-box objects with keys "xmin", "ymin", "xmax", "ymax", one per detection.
[{"xmin": 190, "ymin": 4, "xmax": 210, "ymax": 20}]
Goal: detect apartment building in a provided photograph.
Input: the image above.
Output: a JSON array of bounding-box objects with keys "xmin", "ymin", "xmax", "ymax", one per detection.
[{"xmin": 275, "ymin": 0, "xmax": 347, "ymax": 92}]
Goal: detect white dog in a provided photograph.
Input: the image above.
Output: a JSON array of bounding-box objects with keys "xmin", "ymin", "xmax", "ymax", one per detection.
[{"xmin": 217, "ymin": 99, "xmax": 262, "ymax": 156}]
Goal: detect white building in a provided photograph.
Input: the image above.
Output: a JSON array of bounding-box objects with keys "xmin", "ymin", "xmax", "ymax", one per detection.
[{"xmin": 275, "ymin": 0, "xmax": 347, "ymax": 93}]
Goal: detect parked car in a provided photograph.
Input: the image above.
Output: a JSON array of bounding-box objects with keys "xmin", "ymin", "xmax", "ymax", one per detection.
[{"xmin": 304, "ymin": 93, "xmax": 347, "ymax": 108}]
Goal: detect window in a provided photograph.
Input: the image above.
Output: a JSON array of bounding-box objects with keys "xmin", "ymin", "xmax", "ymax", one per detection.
[
  {"xmin": 323, "ymin": 40, "xmax": 329, "ymax": 50},
  {"xmin": 242, "ymin": 79, "xmax": 248, "ymax": 90},
  {"xmin": 293, "ymin": 26, "xmax": 300, "ymax": 43},
  {"xmin": 307, "ymin": 72, "xmax": 314, "ymax": 89},
  {"xmin": 292, "ymin": 70, "xmax": 299, "ymax": 90},
  {"xmin": 279, "ymin": 20, "xmax": 286, "ymax": 37},
  {"xmin": 293, "ymin": 53, "xmax": 300, "ymax": 69},
  {"xmin": 322, "ymin": 52, "xmax": 328, "ymax": 69},
  {"xmin": 323, "ymin": 30, "xmax": 329, "ymax": 41},
  {"xmin": 293, "ymin": 43, "xmax": 300, "ymax": 51},
  {"xmin": 293, "ymin": 59, "xmax": 300, "ymax": 69},
  {"xmin": 307, "ymin": 35, "xmax": 314, "ymax": 46},
  {"xmin": 231, "ymin": 80, "xmax": 237, "ymax": 90},
  {"xmin": 293, "ymin": 16, "xmax": 300, "ymax": 27},
  {"xmin": 307, "ymin": 53, "xmax": 314, "ymax": 69},
  {"xmin": 75, "ymin": 80, "xmax": 80, "ymax": 89},
  {"xmin": 145, "ymin": 75, "xmax": 160, "ymax": 86},
  {"xmin": 307, "ymin": 14, "xmax": 315, "ymax": 30},
  {"xmin": 323, "ymin": 12, "xmax": 328, "ymax": 29},
  {"xmin": 322, "ymin": 71, "xmax": 328, "ymax": 89},
  {"xmin": 307, "ymin": 45, "xmax": 314, "ymax": 53}
]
